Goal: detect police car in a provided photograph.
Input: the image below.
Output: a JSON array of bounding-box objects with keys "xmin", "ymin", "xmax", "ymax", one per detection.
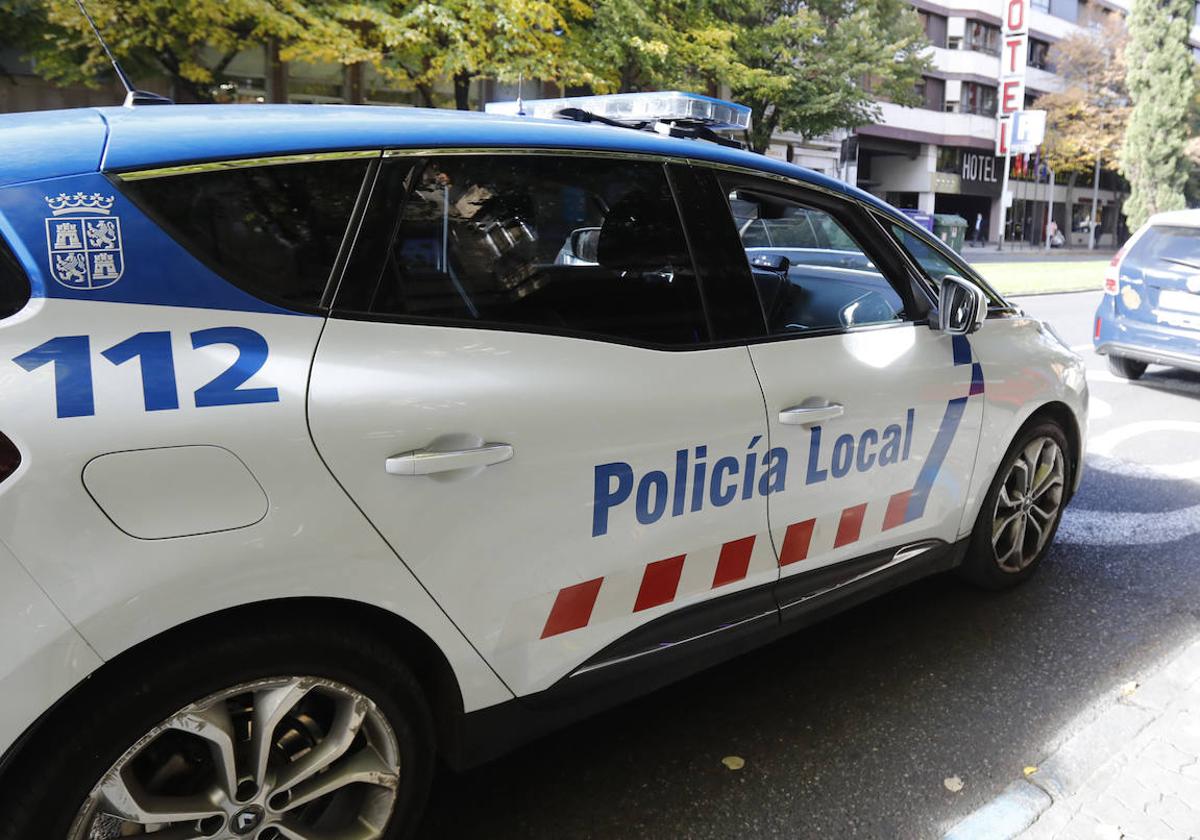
[{"xmin": 0, "ymin": 92, "xmax": 1086, "ymax": 839}]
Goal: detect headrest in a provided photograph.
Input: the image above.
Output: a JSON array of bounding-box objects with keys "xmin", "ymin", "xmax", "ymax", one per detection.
[{"xmin": 596, "ymin": 192, "xmax": 689, "ymax": 272}]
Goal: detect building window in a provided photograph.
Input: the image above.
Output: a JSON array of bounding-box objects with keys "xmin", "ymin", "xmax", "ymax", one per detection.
[
  {"xmin": 919, "ymin": 10, "xmax": 949, "ymax": 48},
  {"xmin": 1032, "ymin": 0, "xmax": 1050, "ymax": 11},
  {"xmin": 917, "ymin": 76, "xmax": 946, "ymax": 111},
  {"xmin": 961, "ymin": 82, "xmax": 997, "ymax": 116},
  {"xmin": 936, "ymin": 147, "xmax": 962, "ymax": 174},
  {"xmin": 1028, "ymin": 38, "xmax": 1052, "ymax": 70},
  {"xmin": 965, "ymin": 20, "xmax": 1001, "ymax": 56}
]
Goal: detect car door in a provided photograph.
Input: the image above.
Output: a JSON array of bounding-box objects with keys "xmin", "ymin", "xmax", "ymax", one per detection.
[
  {"xmin": 713, "ymin": 173, "xmax": 986, "ymax": 612},
  {"xmin": 307, "ymin": 151, "xmax": 775, "ymax": 697}
]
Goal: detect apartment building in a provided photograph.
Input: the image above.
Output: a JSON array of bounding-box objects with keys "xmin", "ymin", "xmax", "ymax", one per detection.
[{"xmin": 794, "ymin": 0, "xmax": 1200, "ymax": 247}]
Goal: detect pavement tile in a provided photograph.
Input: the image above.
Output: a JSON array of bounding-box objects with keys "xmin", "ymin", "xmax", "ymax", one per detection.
[
  {"xmin": 1035, "ymin": 704, "xmax": 1156, "ymax": 799},
  {"xmin": 1129, "ymin": 763, "xmax": 1200, "ymax": 806},
  {"xmin": 1141, "ymin": 741, "xmax": 1197, "ymax": 774},
  {"xmin": 1147, "ymin": 794, "xmax": 1200, "ymax": 835}
]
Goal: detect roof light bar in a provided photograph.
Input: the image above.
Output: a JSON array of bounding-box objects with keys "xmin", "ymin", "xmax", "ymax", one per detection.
[{"xmin": 485, "ymin": 91, "xmax": 752, "ymax": 132}]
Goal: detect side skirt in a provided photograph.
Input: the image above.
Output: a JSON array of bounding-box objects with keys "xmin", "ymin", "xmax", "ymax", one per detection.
[{"xmin": 444, "ymin": 536, "xmax": 966, "ymax": 770}]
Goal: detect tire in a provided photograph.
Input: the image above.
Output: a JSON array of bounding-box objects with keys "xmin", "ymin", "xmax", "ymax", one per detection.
[
  {"xmin": 957, "ymin": 420, "xmax": 1072, "ymax": 590},
  {"xmin": 0, "ymin": 614, "xmax": 435, "ymax": 840},
  {"xmin": 1107, "ymin": 354, "xmax": 1147, "ymax": 380}
]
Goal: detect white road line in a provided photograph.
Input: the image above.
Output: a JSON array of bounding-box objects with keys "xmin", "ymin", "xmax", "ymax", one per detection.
[{"xmin": 1090, "ymin": 421, "xmax": 1200, "ymax": 480}]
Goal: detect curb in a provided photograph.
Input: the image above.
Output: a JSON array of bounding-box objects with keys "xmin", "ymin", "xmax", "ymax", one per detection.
[{"xmin": 941, "ymin": 639, "xmax": 1200, "ymax": 840}]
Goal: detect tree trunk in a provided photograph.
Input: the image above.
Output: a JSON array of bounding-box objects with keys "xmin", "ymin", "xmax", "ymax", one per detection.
[
  {"xmin": 416, "ymin": 82, "xmax": 435, "ymax": 108},
  {"xmin": 265, "ymin": 40, "xmax": 288, "ymax": 104},
  {"xmin": 1063, "ymin": 171, "xmax": 1077, "ymax": 249},
  {"xmin": 454, "ymin": 71, "xmax": 473, "ymax": 110},
  {"xmin": 1089, "ymin": 154, "xmax": 1102, "ymax": 250}
]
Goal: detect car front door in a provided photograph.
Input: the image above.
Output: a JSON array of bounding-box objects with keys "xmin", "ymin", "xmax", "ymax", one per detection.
[
  {"xmin": 307, "ymin": 152, "xmax": 775, "ymax": 698},
  {"xmin": 712, "ymin": 173, "xmax": 986, "ymax": 612}
]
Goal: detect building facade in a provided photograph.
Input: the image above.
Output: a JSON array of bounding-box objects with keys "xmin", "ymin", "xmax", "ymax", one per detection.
[{"xmin": 774, "ymin": 0, "xmax": 1200, "ymax": 248}]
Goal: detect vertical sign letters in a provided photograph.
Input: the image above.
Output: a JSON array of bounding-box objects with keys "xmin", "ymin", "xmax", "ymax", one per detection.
[{"xmin": 996, "ymin": 0, "xmax": 1028, "ymax": 154}]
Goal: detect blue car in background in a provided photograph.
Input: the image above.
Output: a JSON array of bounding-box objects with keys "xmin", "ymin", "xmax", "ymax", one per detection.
[{"xmin": 1094, "ymin": 209, "xmax": 1200, "ymax": 379}]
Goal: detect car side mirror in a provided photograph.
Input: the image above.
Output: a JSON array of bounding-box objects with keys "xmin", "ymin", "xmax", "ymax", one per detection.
[
  {"xmin": 570, "ymin": 227, "xmax": 601, "ymax": 263},
  {"xmin": 936, "ymin": 275, "xmax": 988, "ymax": 335},
  {"xmin": 749, "ymin": 253, "xmax": 790, "ymax": 274}
]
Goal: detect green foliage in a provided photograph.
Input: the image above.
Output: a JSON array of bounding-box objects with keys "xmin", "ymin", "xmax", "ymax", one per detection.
[
  {"xmin": 717, "ymin": 0, "xmax": 931, "ymax": 152},
  {"xmin": 2, "ymin": 0, "xmax": 929, "ymax": 145},
  {"xmin": 1035, "ymin": 12, "xmax": 1128, "ymax": 177},
  {"xmin": 1120, "ymin": 0, "xmax": 1195, "ymax": 230}
]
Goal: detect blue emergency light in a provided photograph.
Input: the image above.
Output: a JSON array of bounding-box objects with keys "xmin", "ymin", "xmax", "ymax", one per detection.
[{"xmin": 485, "ymin": 91, "xmax": 752, "ymax": 133}]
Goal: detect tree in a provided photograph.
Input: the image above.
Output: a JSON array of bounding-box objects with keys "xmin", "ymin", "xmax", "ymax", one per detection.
[
  {"xmin": 567, "ymin": 0, "xmax": 930, "ymax": 154},
  {"xmin": 1120, "ymin": 0, "xmax": 1195, "ymax": 231},
  {"xmin": 0, "ymin": 0, "xmax": 389, "ymax": 103},
  {"xmin": 1036, "ymin": 13, "xmax": 1128, "ymax": 177},
  {"xmin": 1034, "ymin": 12, "xmax": 1128, "ymax": 247},
  {"xmin": 718, "ymin": 0, "xmax": 931, "ymax": 153}
]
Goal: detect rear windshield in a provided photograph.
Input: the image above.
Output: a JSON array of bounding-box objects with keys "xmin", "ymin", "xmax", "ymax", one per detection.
[
  {"xmin": 0, "ymin": 236, "xmax": 32, "ymax": 320},
  {"xmin": 1126, "ymin": 225, "xmax": 1200, "ymax": 271}
]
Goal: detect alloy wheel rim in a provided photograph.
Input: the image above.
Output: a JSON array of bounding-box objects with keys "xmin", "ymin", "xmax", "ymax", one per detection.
[
  {"xmin": 991, "ymin": 436, "xmax": 1066, "ymax": 573},
  {"xmin": 68, "ymin": 676, "xmax": 401, "ymax": 840}
]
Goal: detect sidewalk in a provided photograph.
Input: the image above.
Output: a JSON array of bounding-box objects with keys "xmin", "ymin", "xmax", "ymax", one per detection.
[{"xmin": 945, "ymin": 639, "xmax": 1200, "ymax": 840}]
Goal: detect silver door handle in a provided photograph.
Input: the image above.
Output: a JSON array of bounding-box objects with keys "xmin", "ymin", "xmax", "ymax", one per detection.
[
  {"xmin": 385, "ymin": 443, "xmax": 513, "ymax": 476},
  {"xmin": 779, "ymin": 402, "xmax": 844, "ymax": 426}
]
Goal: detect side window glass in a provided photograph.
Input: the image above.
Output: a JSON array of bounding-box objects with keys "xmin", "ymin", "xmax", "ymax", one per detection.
[
  {"xmin": 883, "ymin": 216, "xmax": 1005, "ymax": 306},
  {"xmin": 726, "ymin": 187, "xmax": 906, "ymax": 334},
  {"xmin": 356, "ymin": 155, "xmax": 707, "ymax": 346},
  {"xmin": 120, "ymin": 158, "xmax": 369, "ymax": 311},
  {"xmin": 888, "ymin": 222, "xmax": 957, "ymax": 286}
]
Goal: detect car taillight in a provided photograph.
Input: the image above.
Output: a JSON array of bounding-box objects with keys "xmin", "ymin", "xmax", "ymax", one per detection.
[
  {"xmin": 1094, "ymin": 316, "xmax": 1102, "ymax": 340},
  {"xmin": 1104, "ymin": 247, "xmax": 1125, "ymax": 295},
  {"xmin": 0, "ymin": 432, "xmax": 20, "ymax": 484}
]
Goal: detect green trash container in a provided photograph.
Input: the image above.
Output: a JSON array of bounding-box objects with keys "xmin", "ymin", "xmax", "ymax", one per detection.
[{"xmin": 933, "ymin": 214, "xmax": 968, "ymax": 253}]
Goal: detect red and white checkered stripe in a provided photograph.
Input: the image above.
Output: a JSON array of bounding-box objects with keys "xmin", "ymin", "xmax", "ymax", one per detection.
[{"xmin": 539, "ymin": 489, "xmax": 918, "ymax": 639}]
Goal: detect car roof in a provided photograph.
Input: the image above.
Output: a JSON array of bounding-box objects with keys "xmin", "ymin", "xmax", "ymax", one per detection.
[
  {"xmin": 1146, "ymin": 208, "xmax": 1200, "ymax": 229},
  {"xmin": 0, "ymin": 103, "xmax": 906, "ymax": 221}
]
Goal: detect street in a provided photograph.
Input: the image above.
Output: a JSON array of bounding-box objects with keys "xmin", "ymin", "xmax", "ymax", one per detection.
[{"xmin": 421, "ymin": 290, "xmax": 1200, "ymax": 839}]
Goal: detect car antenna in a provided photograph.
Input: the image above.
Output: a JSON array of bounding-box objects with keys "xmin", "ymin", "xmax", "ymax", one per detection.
[{"xmin": 73, "ymin": 0, "xmax": 173, "ymax": 107}]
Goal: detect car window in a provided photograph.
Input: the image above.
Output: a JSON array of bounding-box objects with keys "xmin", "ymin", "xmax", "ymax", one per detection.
[
  {"xmin": 119, "ymin": 158, "xmax": 370, "ymax": 312},
  {"xmin": 881, "ymin": 214, "xmax": 1006, "ymax": 307},
  {"xmin": 345, "ymin": 155, "xmax": 708, "ymax": 346},
  {"xmin": 888, "ymin": 222, "xmax": 958, "ymax": 284},
  {"xmin": 1124, "ymin": 225, "xmax": 1200, "ymax": 272},
  {"xmin": 0, "ymin": 236, "xmax": 31, "ymax": 320},
  {"xmin": 725, "ymin": 186, "xmax": 905, "ymax": 334}
]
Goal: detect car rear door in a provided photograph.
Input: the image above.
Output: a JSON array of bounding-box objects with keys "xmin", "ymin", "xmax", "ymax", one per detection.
[
  {"xmin": 307, "ymin": 151, "xmax": 776, "ymax": 697},
  {"xmin": 706, "ymin": 170, "xmax": 986, "ymax": 613}
]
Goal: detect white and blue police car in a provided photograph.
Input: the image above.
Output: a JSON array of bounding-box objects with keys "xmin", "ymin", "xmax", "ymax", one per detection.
[{"xmin": 0, "ymin": 92, "xmax": 1086, "ymax": 838}]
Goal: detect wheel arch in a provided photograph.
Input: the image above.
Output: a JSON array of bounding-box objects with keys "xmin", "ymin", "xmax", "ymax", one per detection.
[
  {"xmin": 1023, "ymin": 399, "xmax": 1084, "ymax": 497},
  {"xmin": 0, "ymin": 596, "xmax": 473, "ymax": 791}
]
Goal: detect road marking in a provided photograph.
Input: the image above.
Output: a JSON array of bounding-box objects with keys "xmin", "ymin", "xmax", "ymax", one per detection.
[
  {"xmin": 1088, "ymin": 397, "xmax": 1112, "ymax": 420},
  {"xmin": 1090, "ymin": 421, "xmax": 1200, "ymax": 480}
]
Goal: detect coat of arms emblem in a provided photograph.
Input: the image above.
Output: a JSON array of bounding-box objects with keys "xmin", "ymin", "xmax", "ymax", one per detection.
[{"xmin": 44, "ymin": 192, "xmax": 124, "ymax": 290}]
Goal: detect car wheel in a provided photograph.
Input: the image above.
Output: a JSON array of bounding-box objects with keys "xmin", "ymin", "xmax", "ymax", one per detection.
[
  {"xmin": 0, "ymin": 615, "xmax": 435, "ymax": 840},
  {"xmin": 957, "ymin": 421, "xmax": 1071, "ymax": 590},
  {"xmin": 1107, "ymin": 354, "xmax": 1147, "ymax": 380}
]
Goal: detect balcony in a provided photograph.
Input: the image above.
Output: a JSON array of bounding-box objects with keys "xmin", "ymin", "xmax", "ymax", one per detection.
[{"xmin": 873, "ymin": 101, "xmax": 997, "ymax": 145}]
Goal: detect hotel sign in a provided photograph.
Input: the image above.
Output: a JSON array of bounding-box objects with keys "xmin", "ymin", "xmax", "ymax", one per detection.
[{"xmin": 995, "ymin": 0, "xmax": 1028, "ymax": 154}]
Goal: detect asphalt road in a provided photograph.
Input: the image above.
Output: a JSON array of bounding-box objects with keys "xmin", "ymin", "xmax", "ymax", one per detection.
[{"xmin": 420, "ymin": 291, "xmax": 1200, "ymax": 839}]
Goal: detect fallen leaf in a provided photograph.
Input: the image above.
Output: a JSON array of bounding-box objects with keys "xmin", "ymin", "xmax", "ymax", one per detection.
[
  {"xmin": 1119, "ymin": 681, "xmax": 1138, "ymax": 697},
  {"xmin": 721, "ymin": 755, "xmax": 745, "ymax": 771},
  {"xmin": 943, "ymin": 775, "xmax": 964, "ymax": 793},
  {"xmin": 1023, "ymin": 766, "xmax": 1038, "ymax": 776}
]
